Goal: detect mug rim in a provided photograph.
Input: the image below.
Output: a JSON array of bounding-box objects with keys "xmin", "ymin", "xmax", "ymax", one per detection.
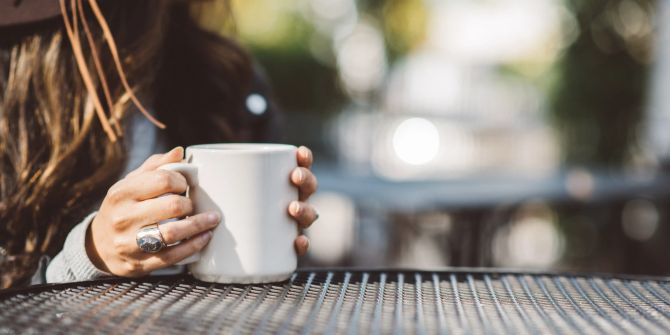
[{"xmin": 187, "ymin": 143, "xmax": 297, "ymax": 153}]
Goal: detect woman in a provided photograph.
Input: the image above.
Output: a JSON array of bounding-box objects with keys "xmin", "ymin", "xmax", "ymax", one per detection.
[{"xmin": 0, "ymin": 0, "xmax": 318, "ymax": 288}]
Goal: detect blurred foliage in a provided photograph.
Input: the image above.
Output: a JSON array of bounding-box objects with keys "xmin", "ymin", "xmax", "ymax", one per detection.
[
  {"xmin": 358, "ymin": 0, "xmax": 427, "ymax": 61},
  {"xmin": 200, "ymin": 0, "xmax": 656, "ymax": 168},
  {"xmin": 200, "ymin": 0, "xmax": 427, "ymax": 119},
  {"xmin": 229, "ymin": 0, "xmax": 347, "ymax": 114},
  {"xmin": 550, "ymin": 0, "xmax": 659, "ymax": 276},
  {"xmin": 550, "ymin": 0, "xmax": 654, "ymax": 168},
  {"xmin": 380, "ymin": 0, "xmax": 428, "ymax": 60},
  {"xmin": 231, "ymin": 0, "xmax": 309, "ymax": 51},
  {"xmin": 252, "ymin": 51, "xmax": 345, "ymax": 115},
  {"xmin": 221, "ymin": 0, "xmax": 423, "ymax": 152},
  {"xmin": 231, "ymin": 0, "xmax": 349, "ymax": 152}
]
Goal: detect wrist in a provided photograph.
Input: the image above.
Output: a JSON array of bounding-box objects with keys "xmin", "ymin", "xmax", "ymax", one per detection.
[{"xmin": 85, "ymin": 217, "xmax": 110, "ymax": 273}]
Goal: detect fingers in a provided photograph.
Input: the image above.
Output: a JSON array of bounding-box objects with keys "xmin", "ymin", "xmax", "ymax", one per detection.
[
  {"xmin": 294, "ymin": 147, "xmax": 315, "ymax": 257},
  {"xmin": 294, "ymin": 235, "xmax": 310, "ymax": 256},
  {"xmin": 118, "ymin": 170, "xmax": 188, "ymax": 201},
  {"xmin": 158, "ymin": 212, "xmax": 220, "ymax": 245},
  {"xmin": 128, "ymin": 146, "xmax": 184, "ymax": 177},
  {"xmin": 297, "ymin": 146, "xmax": 313, "ymax": 168},
  {"xmin": 288, "ymin": 201, "xmax": 319, "ymax": 228},
  {"xmin": 135, "ymin": 194, "xmax": 193, "ymax": 224},
  {"xmin": 291, "ymin": 167, "xmax": 318, "ymax": 201},
  {"xmin": 142, "ymin": 231, "xmax": 214, "ymax": 273}
]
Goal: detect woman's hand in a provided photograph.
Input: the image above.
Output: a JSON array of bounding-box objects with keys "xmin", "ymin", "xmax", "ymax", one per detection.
[
  {"xmin": 289, "ymin": 146, "xmax": 319, "ymax": 256},
  {"xmin": 86, "ymin": 147, "xmax": 219, "ymax": 277},
  {"xmin": 85, "ymin": 145, "xmax": 318, "ymax": 277}
]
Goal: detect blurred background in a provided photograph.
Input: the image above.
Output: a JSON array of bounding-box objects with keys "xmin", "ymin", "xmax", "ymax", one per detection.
[{"xmin": 209, "ymin": 0, "xmax": 670, "ymax": 275}]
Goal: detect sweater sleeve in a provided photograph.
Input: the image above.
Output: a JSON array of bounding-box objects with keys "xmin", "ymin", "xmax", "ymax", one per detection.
[{"xmin": 46, "ymin": 212, "xmax": 111, "ymax": 283}]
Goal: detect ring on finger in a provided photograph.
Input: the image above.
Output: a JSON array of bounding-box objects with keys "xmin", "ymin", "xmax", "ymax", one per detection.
[{"xmin": 136, "ymin": 224, "xmax": 167, "ymax": 253}]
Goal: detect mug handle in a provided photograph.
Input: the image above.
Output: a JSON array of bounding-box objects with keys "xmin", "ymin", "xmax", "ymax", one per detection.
[{"xmin": 159, "ymin": 162, "xmax": 201, "ymax": 265}]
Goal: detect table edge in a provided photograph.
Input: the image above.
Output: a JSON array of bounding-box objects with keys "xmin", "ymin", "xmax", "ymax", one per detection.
[{"xmin": 1, "ymin": 267, "xmax": 668, "ymax": 298}]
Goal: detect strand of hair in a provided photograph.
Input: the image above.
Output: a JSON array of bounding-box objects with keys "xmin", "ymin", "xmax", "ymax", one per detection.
[
  {"xmin": 59, "ymin": 0, "xmax": 117, "ymax": 141},
  {"xmin": 87, "ymin": 0, "xmax": 166, "ymax": 129},
  {"xmin": 76, "ymin": 0, "xmax": 121, "ymax": 136}
]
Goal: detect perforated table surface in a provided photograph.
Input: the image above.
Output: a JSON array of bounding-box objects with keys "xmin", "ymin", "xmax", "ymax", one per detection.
[{"xmin": 1, "ymin": 269, "xmax": 670, "ymax": 334}]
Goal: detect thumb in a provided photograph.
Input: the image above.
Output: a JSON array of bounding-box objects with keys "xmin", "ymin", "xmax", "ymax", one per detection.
[{"xmin": 132, "ymin": 146, "xmax": 184, "ymax": 175}]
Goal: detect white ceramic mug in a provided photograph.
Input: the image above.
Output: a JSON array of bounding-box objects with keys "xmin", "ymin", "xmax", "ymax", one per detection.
[{"xmin": 160, "ymin": 143, "xmax": 298, "ymax": 284}]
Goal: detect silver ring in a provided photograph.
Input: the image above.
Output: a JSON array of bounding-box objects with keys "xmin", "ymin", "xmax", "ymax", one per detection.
[{"xmin": 136, "ymin": 224, "xmax": 166, "ymax": 253}]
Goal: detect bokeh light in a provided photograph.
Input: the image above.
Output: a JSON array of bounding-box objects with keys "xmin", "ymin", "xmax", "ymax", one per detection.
[
  {"xmin": 392, "ymin": 118, "xmax": 440, "ymax": 166},
  {"xmin": 494, "ymin": 203, "xmax": 564, "ymax": 268},
  {"xmin": 622, "ymin": 199, "xmax": 659, "ymax": 241},
  {"xmin": 427, "ymin": 0, "xmax": 569, "ymax": 63},
  {"xmin": 335, "ymin": 20, "xmax": 387, "ymax": 96}
]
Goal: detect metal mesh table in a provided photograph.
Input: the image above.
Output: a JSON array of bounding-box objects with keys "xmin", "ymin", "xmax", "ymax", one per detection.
[{"xmin": 1, "ymin": 269, "xmax": 670, "ymax": 334}]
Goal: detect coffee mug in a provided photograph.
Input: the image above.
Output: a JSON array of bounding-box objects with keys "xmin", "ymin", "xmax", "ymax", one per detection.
[{"xmin": 160, "ymin": 143, "xmax": 298, "ymax": 284}]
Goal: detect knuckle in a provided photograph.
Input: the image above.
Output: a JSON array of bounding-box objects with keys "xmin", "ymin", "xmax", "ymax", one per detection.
[
  {"xmin": 106, "ymin": 184, "xmax": 124, "ymax": 202},
  {"xmin": 147, "ymin": 154, "xmax": 163, "ymax": 163},
  {"xmin": 176, "ymin": 174, "xmax": 188, "ymax": 190},
  {"xmin": 110, "ymin": 213, "xmax": 129, "ymax": 229},
  {"xmin": 123, "ymin": 259, "xmax": 144, "ymax": 276},
  {"xmin": 183, "ymin": 218, "xmax": 202, "ymax": 234},
  {"xmin": 112, "ymin": 237, "xmax": 126, "ymax": 252},
  {"xmin": 184, "ymin": 199, "xmax": 194, "ymax": 214},
  {"xmin": 160, "ymin": 226, "xmax": 174, "ymax": 244},
  {"xmin": 192, "ymin": 217, "xmax": 208, "ymax": 231},
  {"xmin": 167, "ymin": 196, "xmax": 192, "ymax": 216},
  {"xmin": 167, "ymin": 197, "xmax": 183, "ymax": 215},
  {"xmin": 154, "ymin": 170, "xmax": 173, "ymax": 191}
]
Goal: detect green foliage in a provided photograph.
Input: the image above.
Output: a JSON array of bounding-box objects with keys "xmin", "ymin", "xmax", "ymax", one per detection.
[
  {"xmin": 251, "ymin": 47, "xmax": 346, "ymax": 116},
  {"xmin": 550, "ymin": 0, "xmax": 653, "ymax": 168}
]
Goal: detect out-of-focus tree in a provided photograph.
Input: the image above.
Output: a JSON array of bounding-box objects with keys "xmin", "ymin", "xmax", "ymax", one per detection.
[
  {"xmin": 196, "ymin": 0, "xmax": 429, "ymax": 153},
  {"xmin": 381, "ymin": 0, "xmax": 427, "ymax": 59},
  {"xmin": 197, "ymin": 0, "xmax": 349, "ymax": 151},
  {"xmin": 550, "ymin": 0, "xmax": 654, "ymax": 168}
]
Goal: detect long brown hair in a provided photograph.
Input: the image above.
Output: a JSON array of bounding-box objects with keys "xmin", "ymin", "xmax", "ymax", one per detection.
[{"xmin": 0, "ymin": 0, "xmax": 252, "ymax": 287}]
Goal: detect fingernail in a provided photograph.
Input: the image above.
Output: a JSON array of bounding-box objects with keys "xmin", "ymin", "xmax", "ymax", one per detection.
[
  {"xmin": 207, "ymin": 212, "xmax": 220, "ymax": 223},
  {"xmin": 293, "ymin": 168, "xmax": 303, "ymax": 183},
  {"xmin": 170, "ymin": 146, "xmax": 183, "ymax": 155},
  {"xmin": 299, "ymin": 146, "xmax": 312, "ymax": 160},
  {"xmin": 201, "ymin": 231, "xmax": 213, "ymax": 242},
  {"xmin": 290, "ymin": 201, "xmax": 301, "ymax": 215}
]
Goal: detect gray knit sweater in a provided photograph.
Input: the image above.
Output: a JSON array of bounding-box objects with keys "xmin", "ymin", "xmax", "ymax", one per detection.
[{"xmin": 45, "ymin": 212, "xmax": 108, "ymax": 282}]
